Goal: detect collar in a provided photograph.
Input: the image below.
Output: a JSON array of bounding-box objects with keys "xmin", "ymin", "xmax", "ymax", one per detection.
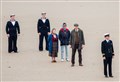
[
  {"xmin": 10, "ymin": 20, "xmax": 16, "ymax": 22},
  {"xmin": 60, "ymin": 28, "xmax": 69, "ymax": 32},
  {"xmin": 106, "ymin": 40, "xmax": 110, "ymax": 43},
  {"xmin": 74, "ymin": 28, "xmax": 80, "ymax": 32}
]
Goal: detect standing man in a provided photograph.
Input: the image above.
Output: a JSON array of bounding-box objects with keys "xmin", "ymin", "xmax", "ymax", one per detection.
[
  {"xmin": 6, "ymin": 14, "xmax": 20, "ymax": 53},
  {"xmin": 59, "ymin": 23, "xmax": 70, "ymax": 62},
  {"xmin": 70, "ymin": 24, "xmax": 85, "ymax": 67},
  {"xmin": 37, "ymin": 12, "xmax": 50, "ymax": 51},
  {"xmin": 101, "ymin": 33, "xmax": 114, "ymax": 78}
]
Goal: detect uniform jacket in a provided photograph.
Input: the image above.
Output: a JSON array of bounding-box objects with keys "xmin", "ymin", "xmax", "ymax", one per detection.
[
  {"xmin": 37, "ymin": 18, "xmax": 50, "ymax": 34},
  {"xmin": 101, "ymin": 40, "xmax": 114, "ymax": 57},
  {"xmin": 6, "ymin": 20, "xmax": 20, "ymax": 36}
]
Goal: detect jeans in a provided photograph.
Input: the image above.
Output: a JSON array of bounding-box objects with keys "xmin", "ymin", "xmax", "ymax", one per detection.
[{"xmin": 61, "ymin": 45, "xmax": 69, "ymax": 60}]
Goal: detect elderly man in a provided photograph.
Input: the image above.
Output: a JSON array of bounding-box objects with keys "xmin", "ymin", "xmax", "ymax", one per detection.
[{"xmin": 70, "ymin": 24, "xmax": 85, "ymax": 67}]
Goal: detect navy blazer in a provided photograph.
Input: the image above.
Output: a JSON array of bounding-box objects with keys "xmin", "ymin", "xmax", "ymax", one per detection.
[
  {"xmin": 101, "ymin": 40, "xmax": 114, "ymax": 57},
  {"xmin": 6, "ymin": 21, "xmax": 20, "ymax": 36}
]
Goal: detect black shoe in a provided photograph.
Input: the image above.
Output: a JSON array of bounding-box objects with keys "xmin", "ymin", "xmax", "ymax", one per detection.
[
  {"xmin": 8, "ymin": 51, "xmax": 12, "ymax": 53},
  {"xmin": 105, "ymin": 75, "xmax": 108, "ymax": 78},
  {"xmin": 79, "ymin": 64, "xmax": 83, "ymax": 66},
  {"xmin": 71, "ymin": 64, "xmax": 74, "ymax": 67},
  {"xmin": 109, "ymin": 76, "xmax": 113, "ymax": 78},
  {"xmin": 39, "ymin": 49, "xmax": 43, "ymax": 51},
  {"xmin": 14, "ymin": 51, "xmax": 18, "ymax": 53}
]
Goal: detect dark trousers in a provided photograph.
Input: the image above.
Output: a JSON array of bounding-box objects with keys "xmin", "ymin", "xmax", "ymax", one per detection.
[
  {"xmin": 39, "ymin": 33, "xmax": 48, "ymax": 51},
  {"xmin": 71, "ymin": 44, "xmax": 82, "ymax": 65},
  {"xmin": 103, "ymin": 57, "xmax": 112, "ymax": 76},
  {"xmin": 8, "ymin": 35, "xmax": 17, "ymax": 52}
]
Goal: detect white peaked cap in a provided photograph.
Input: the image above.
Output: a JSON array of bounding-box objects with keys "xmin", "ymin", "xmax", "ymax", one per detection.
[
  {"xmin": 10, "ymin": 14, "xmax": 15, "ymax": 17},
  {"xmin": 41, "ymin": 12, "xmax": 46, "ymax": 14},
  {"xmin": 104, "ymin": 33, "xmax": 110, "ymax": 36}
]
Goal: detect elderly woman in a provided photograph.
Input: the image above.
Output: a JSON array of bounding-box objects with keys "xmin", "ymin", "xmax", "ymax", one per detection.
[{"xmin": 48, "ymin": 28, "xmax": 59, "ymax": 63}]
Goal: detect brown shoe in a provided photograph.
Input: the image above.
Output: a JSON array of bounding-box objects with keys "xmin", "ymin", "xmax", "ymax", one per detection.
[
  {"xmin": 51, "ymin": 60, "xmax": 57, "ymax": 63},
  {"xmin": 71, "ymin": 64, "xmax": 74, "ymax": 67},
  {"xmin": 54, "ymin": 60, "xmax": 57, "ymax": 63},
  {"xmin": 51, "ymin": 60, "xmax": 54, "ymax": 63}
]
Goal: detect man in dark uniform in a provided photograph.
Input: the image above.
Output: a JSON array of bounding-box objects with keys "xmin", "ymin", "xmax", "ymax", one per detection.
[
  {"xmin": 101, "ymin": 33, "xmax": 114, "ymax": 78},
  {"xmin": 6, "ymin": 14, "xmax": 20, "ymax": 53},
  {"xmin": 37, "ymin": 12, "xmax": 50, "ymax": 51}
]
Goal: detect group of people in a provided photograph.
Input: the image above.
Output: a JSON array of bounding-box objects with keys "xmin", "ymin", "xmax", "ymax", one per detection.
[
  {"xmin": 47, "ymin": 23, "xmax": 85, "ymax": 67},
  {"xmin": 37, "ymin": 12, "xmax": 85, "ymax": 66},
  {"xmin": 5, "ymin": 12, "xmax": 115, "ymax": 78}
]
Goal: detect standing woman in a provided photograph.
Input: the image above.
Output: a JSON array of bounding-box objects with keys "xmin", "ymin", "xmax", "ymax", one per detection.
[{"xmin": 48, "ymin": 28, "xmax": 59, "ymax": 63}]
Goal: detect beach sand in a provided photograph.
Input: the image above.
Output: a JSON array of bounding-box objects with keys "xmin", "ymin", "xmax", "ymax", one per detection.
[{"xmin": 1, "ymin": 1, "xmax": 119, "ymax": 81}]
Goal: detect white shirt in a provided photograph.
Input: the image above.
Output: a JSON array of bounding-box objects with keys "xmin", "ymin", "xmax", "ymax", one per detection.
[
  {"xmin": 53, "ymin": 34, "xmax": 56, "ymax": 38},
  {"xmin": 106, "ymin": 40, "xmax": 109, "ymax": 43},
  {"xmin": 42, "ymin": 19, "xmax": 46, "ymax": 23},
  {"xmin": 11, "ymin": 21, "xmax": 15, "ymax": 26},
  {"xmin": 75, "ymin": 29, "xmax": 78, "ymax": 32}
]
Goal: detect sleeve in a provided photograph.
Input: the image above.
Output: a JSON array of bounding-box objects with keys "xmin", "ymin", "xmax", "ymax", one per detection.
[
  {"xmin": 16, "ymin": 21, "xmax": 20, "ymax": 34},
  {"xmin": 69, "ymin": 31, "xmax": 72, "ymax": 45},
  {"xmin": 47, "ymin": 19, "xmax": 50, "ymax": 32},
  {"xmin": 111, "ymin": 41, "xmax": 114, "ymax": 53},
  {"xmin": 81, "ymin": 30, "xmax": 85, "ymax": 45},
  {"xmin": 101, "ymin": 42, "xmax": 105, "ymax": 54},
  {"xmin": 58, "ymin": 30, "xmax": 62, "ymax": 41},
  {"xmin": 101, "ymin": 42, "xmax": 106, "ymax": 57},
  {"xmin": 48, "ymin": 35, "xmax": 50, "ymax": 43},
  {"xmin": 68, "ymin": 30, "xmax": 71, "ymax": 40},
  {"xmin": 57, "ymin": 34, "xmax": 59, "ymax": 50},
  {"xmin": 6, "ymin": 22, "xmax": 9, "ymax": 34},
  {"xmin": 37, "ymin": 19, "xmax": 41, "ymax": 33}
]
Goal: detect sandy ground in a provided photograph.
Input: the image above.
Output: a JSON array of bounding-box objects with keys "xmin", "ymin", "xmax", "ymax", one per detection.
[
  {"xmin": 1, "ymin": 0, "xmax": 119, "ymax": 2},
  {"xmin": 0, "ymin": 1, "xmax": 2, "ymax": 81},
  {"xmin": 1, "ymin": 1, "xmax": 119, "ymax": 81}
]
